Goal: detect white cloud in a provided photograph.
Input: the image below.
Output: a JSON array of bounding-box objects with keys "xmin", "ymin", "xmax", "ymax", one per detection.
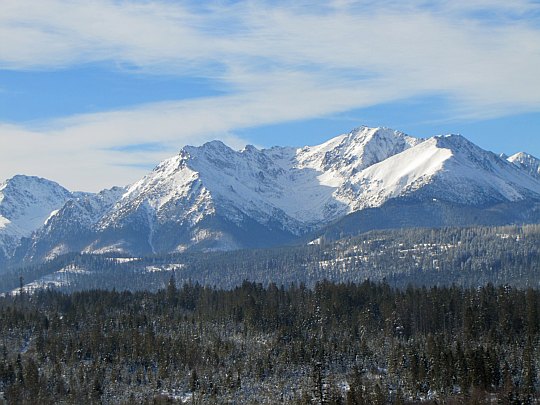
[
  {"xmin": 0, "ymin": 77, "xmax": 396, "ymax": 191},
  {"xmin": 1, "ymin": 0, "xmax": 540, "ymax": 190}
]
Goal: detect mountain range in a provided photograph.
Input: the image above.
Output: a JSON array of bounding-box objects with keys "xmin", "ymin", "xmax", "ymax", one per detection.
[{"xmin": 1, "ymin": 126, "xmax": 540, "ymax": 269}]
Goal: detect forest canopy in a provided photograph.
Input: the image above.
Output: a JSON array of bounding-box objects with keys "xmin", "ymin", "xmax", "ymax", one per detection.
[{"xmin": 0, "ymin": 280, "xmax": 538, "ymax": 404}]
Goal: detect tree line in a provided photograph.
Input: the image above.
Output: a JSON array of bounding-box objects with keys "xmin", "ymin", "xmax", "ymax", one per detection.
[{"xmin": 2, "ymin": 224, "xmax": 539, "ymax": 295}]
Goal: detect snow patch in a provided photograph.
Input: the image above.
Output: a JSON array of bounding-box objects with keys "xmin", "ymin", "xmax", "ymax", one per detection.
[
  {"xmin": 84, "ymin": 242, "xmax": 127, "ymax": 254},
  {"xmin": 145, "ymin": 264, "xmax": 185, "ymax": 272},
  {"xmin": 45, "ymin": 244, "xmax": 69, "ymax": 261},
  {"xmin": 108, "ymin": 257, "xmax": 140, "ymax": 263},
  {"xmin": 10, "ymin": 265, "xmax": 91, "ymax": 295},
  {"xmin": 0, "ymin": 215, "xmax": 10, "ymax": 230},
  {"xmin": 44, "ymin": 209, "xmax": 60, "ymax": 225}
]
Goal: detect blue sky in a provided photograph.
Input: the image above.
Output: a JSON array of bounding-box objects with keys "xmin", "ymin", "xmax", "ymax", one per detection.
[{"xmin": 1, "ymin": 0, "xmax": 540, "ymax": 191}]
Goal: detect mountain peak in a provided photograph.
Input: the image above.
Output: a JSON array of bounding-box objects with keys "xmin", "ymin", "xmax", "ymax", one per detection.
[
  {"xmin": 0, "ymin": 174, "xmax": 74, "ymax": 254},
  {"xmin": 201, "ymin": 139, "xmax": 229, "ymax": 150},
  {"xmin": 509, "ymin": 151, "xmax": 538, "ymax": 161},
  {"xmin": 1, "ymin": 174, "xmax": 67, "ymax": 192},
  {"xmin": 339, "ymin": 126, "xmax": 414, "ymax": 149},
  {"xmin": 431, "ymin": 133, "xmax": 493, "ymax": 159},
  {"xmin": 0, "ymin": 175, "xmax": 71, "ymax": 204},
  {"xmin": 508, "ymin": 151, "xmax": 540, "ymax": 180},
  {"xmin": 433, "ymin": 133, "xmax": 466, "ymax": 144},
  {"xmin": 242, "ymin": 144, "xmax": 258, "ymax": 153},
  {"xmin": 299, "ymin": 126, "xmax": 422, "ymax": 174},
  {"xmin": 349, "ymin": 125, "xmax": 405, "ymax": 140},
  {"xmin": 178, "ymin": 140, "xmax": 231, "ymax": 159}
]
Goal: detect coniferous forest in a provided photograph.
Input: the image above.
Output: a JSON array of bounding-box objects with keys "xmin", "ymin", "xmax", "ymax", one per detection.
[
  {"xmin": 2, "ymin": 225, "xmax": 540, "ymax": 295},
  {"xmin": 0, "ymin": 280, "xmax": 539, "ymax": 404}
]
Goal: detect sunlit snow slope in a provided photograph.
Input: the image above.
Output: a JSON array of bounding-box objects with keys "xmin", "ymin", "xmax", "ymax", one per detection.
[{"xmin": 0, "ymin": 176, "xmax": 73, "ymax": 259}]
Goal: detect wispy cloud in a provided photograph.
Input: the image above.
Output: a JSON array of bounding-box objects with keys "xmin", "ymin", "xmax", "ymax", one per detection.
[{"xmin": 1, "ymin": 0, "xmax": 540, "ymax": 190}]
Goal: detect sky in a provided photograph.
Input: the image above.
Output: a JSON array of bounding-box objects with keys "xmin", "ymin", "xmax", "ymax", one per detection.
[{"xmin": 1, "ymin": 0, "xmax": 540, "ymax": 192}]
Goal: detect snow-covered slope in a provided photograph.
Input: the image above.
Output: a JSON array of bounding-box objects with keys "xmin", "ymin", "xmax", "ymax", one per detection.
[
  {"xmin": 6, "ymin": 126, "xmax": 540, "ymax": 263},
  {"xmin": 8, "ymin": 265, "xmax": 91, "ymax": 296},
  {"xmin": 18, "ymin": 187, "xmax": 125, "ymax": 262},
  {"xmin": 345, "ymin": 134, "xmax": 540, "ymax": 209},
  {"xmin": 293, "ymin": 126, "xmax": 422, "ymax": 221},
  {"xmin": 88, "ymin": 127, "xmax": 423, "ymax": 254},
  {"xmin": 0, "ymin": 175, "xmax": 73, "ymax": 260},
  {"xmin": 104, "ymin": 127, "xmax": 420, "ymax": 230},
  {"xmin": 508, "ymin": 152, "xmax": 540, "ymax": 181},
  {"xmin": 297, "ymin": 126, "xmax": 421, "ymax": 175},
  {"xmin": 429, "ymin": 136, "xmax": 540, "ymax": 203}
]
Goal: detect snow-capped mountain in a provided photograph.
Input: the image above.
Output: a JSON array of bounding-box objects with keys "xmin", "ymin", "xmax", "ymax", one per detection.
[
  {"xmin": 15, "ymin": 186, "xmax": 125, "ymax": 262},
  {"xmin": 0, "ymin": 175, "xmax": 73, "ymax": 262},
  {"xmin": 118, "ymin": 126, "xmax": 420, "ymax": 229},
  {"xmin": 85, "ymin": 127, "xmax": 425, "ymax": 254},
  {"xmin": 508, "ymin": 152, "xmax": 540, "ymax": 181},
  {"xmin": 6, "ymin": 126, "xmax": 540, "ymax": 265},
  {"xmin": 352, "ymin": 134, "xmax": 540, "ymax": 207}
]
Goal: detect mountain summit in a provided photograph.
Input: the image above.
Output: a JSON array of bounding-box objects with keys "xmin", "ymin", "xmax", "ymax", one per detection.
[
  {"xmin": 508, "ymin": 152, "xmax": 540, "ymax": 181},
  {"xmin": 3, "ymin": 126, "xmax": 540, "ymax": 266},
  {"xmin": 0, "ymin": 175, "xmax": 73, "ymax": 261}
]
